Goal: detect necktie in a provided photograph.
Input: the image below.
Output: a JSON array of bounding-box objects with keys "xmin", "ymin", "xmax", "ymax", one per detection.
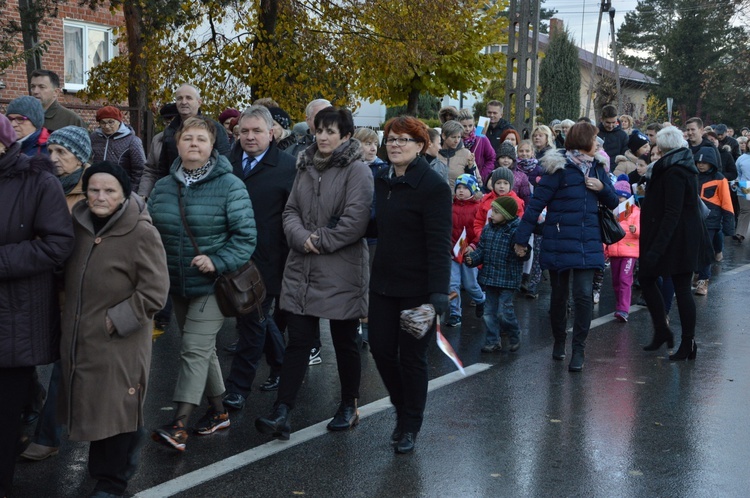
[{"xmin": 243, "ymin": 156, "xmax": 255, "ymax": 176}]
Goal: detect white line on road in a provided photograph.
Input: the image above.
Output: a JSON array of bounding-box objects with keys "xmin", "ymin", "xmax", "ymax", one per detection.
[{"xmin": 134, "ymin": 362, "xmax": 493, "ymax": 498}]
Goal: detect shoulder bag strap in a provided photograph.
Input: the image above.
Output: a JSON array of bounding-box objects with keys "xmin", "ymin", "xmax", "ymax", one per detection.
[{"xmin": 177, "ymin": 183, "xmax": 202, "ymax": 256}]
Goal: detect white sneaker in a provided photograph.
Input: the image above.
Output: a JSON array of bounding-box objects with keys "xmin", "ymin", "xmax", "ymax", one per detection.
[
  {"xmin": 593, "ymin": 291, "xmax": 600, "ymax": 304},
  {"xmin": 308, "ymin": 347, "xmax": 322, "ymax": 365}
]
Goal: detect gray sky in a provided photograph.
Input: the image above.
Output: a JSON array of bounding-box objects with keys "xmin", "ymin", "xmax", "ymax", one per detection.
[{"xmin": 545, "ymin": 0, "xmax": 640, "ymax": 54}]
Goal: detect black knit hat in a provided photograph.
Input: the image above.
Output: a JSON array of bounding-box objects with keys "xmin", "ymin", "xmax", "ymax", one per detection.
[{"xmin": 82, "ymin": 161, "xmax": 132, "ymax": 194}]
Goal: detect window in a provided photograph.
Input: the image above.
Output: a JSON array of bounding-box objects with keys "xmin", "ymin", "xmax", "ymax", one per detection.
[
  {"xmin": 485, "ymin": 44, "xmax": 508, "ymax": 55},
  {"xmin": 63, "ymin": 21, "xmax": 115, "ymax": 91}
]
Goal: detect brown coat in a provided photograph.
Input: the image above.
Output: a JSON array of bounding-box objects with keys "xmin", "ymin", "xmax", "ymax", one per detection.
[
  {"xmin": 59, "ymin": 194, "xmax": 169, "ymax": 441},
  {"xmin": 280, "ymin": 139, "xmax": 372, "ymax": 320}
]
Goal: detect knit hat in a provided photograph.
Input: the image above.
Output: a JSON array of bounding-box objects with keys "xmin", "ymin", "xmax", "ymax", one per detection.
[
  {"xmin": 293, "ymin": 122, "xmax": 309, "ymax": 138},
  {"xmin": 6, "ymin": 96, "xmax": 45, "ymax": 130},
  {"xmin": 48, "ymin": 126, "xmax": 92, "ymax": 165},
  {"xmin": 628, "ymin": 130, "xmax": 649, "ymax": 155},
  {"xmin": 713, "ymin": 124, "xmax": 728, "ymax": 135},
  {"xmin": 491, "ymin": 195, "xmax": 518, "ymax": 220},
  {"xmin": 614, "ymin": 174, "xmax": 632, "ymax": 199},
  {"xmin": 498, "ymin": 141, "xmax": 516, "ymax": 160},
  {"xmin": 268, "ymin": 107, "xmax": 291, "ymax": 130},
  {"xmin": 82, "ymin": 161, "xmax": 131, "ymax": 194},
  {"xmin": 491, "ymin": 167, "xmax": 514, "ymax": 190},
  {"xmin": 218, "ymin": 108, "xmax": 240, "ymax": 124},
  {"xmin": 455, "ymin": 174, "xmax": 479, "ymax": 195},
  {"xmin": 0, "ymin": 114, "xmax": 18, "ymax": 147},
  {"xmin": 96, "ymin": 106, "xmax": 124, "ymax": 123},
  {"xmin": 695, "ymin": 146, "xmax": 719, "ymax": 169}
]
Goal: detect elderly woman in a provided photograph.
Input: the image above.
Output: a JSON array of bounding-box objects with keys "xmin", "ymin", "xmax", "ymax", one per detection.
[
  {"xmin": 268, "ymin": 106, "xmax": 296, "ymax": 150},
  {"xmin": 368, "ymin": 116, "xmax": 452, "ymax": 454},
  {"xmin": 0, "ymin": 115, "xmax": 74, "ymax": 498},
  {"xmin": 436, "ymin": 120, "xmax": 482, "ymax": 192},
  {"xmin": 255, "ymin": 107, "xmax": 372, "ymax": 440},
  {"xmin": 555, "ymin": 119, "xmax": 575, "ymax": 148},
  {"xmin": 514, "ymin": 123, "xmax": 618, "ymax": 372},
  {"xmin": 5, "ymin": 95, "xmax": 49, "ymax": 156},
  {"xmin": 641, "ymin": 126, "xmax": 713, "ymax": 360},
  {"xmin": 457, "ymin": 108, "xmax": 496, "ymax": 184},
  {"xmin": 90, "ymin": 106, "xmax": 146, "ymax": 192},
  {"xmin": 149, "ymin": 116, "xmax": 256, "ymax": 452},
  {"xmin": 58, "ymin": 162, "xmax": 168, "ymax": 497},
  {"xmin": 532, "ymin": 124, "xmax": 556, "ymax": 159},
  {"xmin": 218, "ymin": 108, "xmax": 240, "ymax": 143}
]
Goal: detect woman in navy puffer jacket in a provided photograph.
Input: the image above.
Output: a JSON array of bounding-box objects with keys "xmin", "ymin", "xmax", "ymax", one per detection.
[{"xmin": 514, "ymin": 123, "xmax": 618, "ymax": 372}]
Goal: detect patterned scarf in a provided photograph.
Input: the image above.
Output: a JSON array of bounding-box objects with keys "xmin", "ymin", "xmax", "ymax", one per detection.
[
  {"xmin": 181, "ymin": 159, "xmax": 213, "ymax": 186},
  {"xmin": 565, "ymin": 150, "xmax": 595, "ymax": 177},
  {"xmin": 462, "ymin": 129, "xmax": 477, "ymax": 151},
  {"xmin": 516, "ymin": 157, "xmax": 539, "ymax": 175}
]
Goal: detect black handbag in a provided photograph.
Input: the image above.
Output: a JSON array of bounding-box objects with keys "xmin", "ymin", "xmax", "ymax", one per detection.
[
  {"xmin": 598, "ymin": 203, "xmax": 626, "ymax": 245},
  {"xmin": 177, "ymin": 185, "xmax": 266, "ymax": 319}
]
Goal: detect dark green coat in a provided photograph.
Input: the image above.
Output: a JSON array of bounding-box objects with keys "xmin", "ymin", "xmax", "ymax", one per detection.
[{"xmin": 148, "ymin": 151, "xmax": 256, "ymax": 297}]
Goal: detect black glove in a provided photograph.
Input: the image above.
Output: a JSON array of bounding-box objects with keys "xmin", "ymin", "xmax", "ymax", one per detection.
[{"xmin": 429, "ymin": 293, "xmax": 450, "ymax": 316}]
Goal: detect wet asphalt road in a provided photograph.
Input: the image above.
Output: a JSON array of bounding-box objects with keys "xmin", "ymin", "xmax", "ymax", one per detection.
[{"xmin": 13, "ymin": 238, "xmax": 750, "ymax": 497}]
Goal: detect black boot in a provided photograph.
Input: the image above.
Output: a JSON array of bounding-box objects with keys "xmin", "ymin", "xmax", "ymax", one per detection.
[
  {"xmin": 669, "ymin": 339, "xmax": 697, "ymax": 361},
  {"xmin": 326, "ymin": 400, "xmax": 359, "ymax": 431},
  {"xmin": 643, "ymin": 326, "xmax": 674, "ymax": 351},
  {"xmin": 395, "ymin": 432, "xmax": 417, "ymax": 454},
  {"xmin": 255, "ymin": 404, "xmax": 291, "ymax": 440},
  {"xmin": 552, "ymin": 339, "xmax": 566, "ymax": 360},
  {"xmin": 568, "ymin": 349, "xmax": 585, "ymax": 372}
]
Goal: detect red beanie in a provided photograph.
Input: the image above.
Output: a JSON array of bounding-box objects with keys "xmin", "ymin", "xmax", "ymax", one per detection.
[{"xmin": 96, "ymin": 106, "xmax": 124, "ymax": 122}]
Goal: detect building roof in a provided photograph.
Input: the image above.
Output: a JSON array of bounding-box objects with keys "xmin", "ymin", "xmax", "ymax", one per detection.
[{"xmin": 538, "ymin": 33, "xmax": 656, "ymax": 86}]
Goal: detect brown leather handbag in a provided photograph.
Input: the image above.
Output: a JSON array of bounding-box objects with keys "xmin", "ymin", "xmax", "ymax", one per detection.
[{"xmin": 178, "ymin": 185, "xmax": 266, "ymax": 319}]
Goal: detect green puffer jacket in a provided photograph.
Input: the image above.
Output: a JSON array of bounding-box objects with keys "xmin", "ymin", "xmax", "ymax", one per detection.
[{"xmin": 148, "ymin": 151, "xmax": 256, "ymax": 297}]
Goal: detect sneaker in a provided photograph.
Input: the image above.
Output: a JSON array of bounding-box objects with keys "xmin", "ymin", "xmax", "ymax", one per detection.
[
  {"xmin": 694, "ymin": 279, "xmax": 708, "ymax": 296},
  {"xmin": 614, "ymin": 311, "xmax": 629, "ymax": 322},
  {"xmin": 481, "ymin": 343, "xmax": 502, "ymax": 353},
  {"xmin": 445, "ymin": 315, "xmax": 462, "ymax": 327},
  {"xmin": 152, "ymin": 421, "xmax": 188, "ymax": 452},
  {"xmin": 525, "ymin": 291, "xmax": 538, "ymax": 299},
  {"xmin": 475, "ymin": 301, "xmax": 485, "ymax": 318},
  {"xmin": 715, "ymin": 252, "xmax": 723, "ymax": 262},
  {"xmin": 593, "ymin": 291, "xmax": 600, "ymax": 304},
  {"xmin": 309, "ymin": 347, "xmax": 322, "ymax": 365},
  {"xmin": 508, "ymin": 341, "xmax": 520, "ymax": 352},
  {"xmin": 20, "ymin": 442, "xmax": 59, "ymax": 461},
  {"xmin": 194, "ymin": 407, "xmax": 230, "ymax": 435}
]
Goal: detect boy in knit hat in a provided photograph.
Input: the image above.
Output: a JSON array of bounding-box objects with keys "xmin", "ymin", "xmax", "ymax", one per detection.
[
  {"xmin": 473, "ymin": 167, "xmax": 525, "ymax": 239},
  {"xmin": 604, "ymin": 174, "xmax": 640, "ymax": 322},
  {"xmin": 446, "ymin": 174, "xmax": 486, "ymax": 327},
  {"xmin": 466, "ymin": 195, "xmax": 530, "ymax": 352}
]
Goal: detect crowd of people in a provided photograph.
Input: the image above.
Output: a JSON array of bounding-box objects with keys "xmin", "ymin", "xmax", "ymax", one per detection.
[{"xmin": 2, "ymin": 70, "xmax": 749, "ymax": 497}]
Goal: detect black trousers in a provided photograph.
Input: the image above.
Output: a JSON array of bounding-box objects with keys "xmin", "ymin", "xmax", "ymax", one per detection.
[
  {"xmin": 89, "ymin": 428, "xmax": 146, "ymax": 496},
  {"xmin": 641, "ymin": 272, "xmax": 696, "ymax": 341},
  {"xmin": 368, "ymin": 293, "xmax": 434, "ymax": 434},
  {"xmin": 276, "ymin": 314, "xmax": 360, "ymax": 409},
  {"xmin": 549, "ymin": 269, "xmax": 595, "ymax": 351},
  {"xmin": 0, "ymin": 366, "xmax": 34, "ymax": 498},
  {"xmin": 225, "ymin": 295, "xmax": 286, "ymax": 396}
]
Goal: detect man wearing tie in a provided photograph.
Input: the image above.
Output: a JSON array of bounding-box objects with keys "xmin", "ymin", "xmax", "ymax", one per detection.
[{"xmin": 222, "ymin": 105, "xmax": 297, "ymax": 410}]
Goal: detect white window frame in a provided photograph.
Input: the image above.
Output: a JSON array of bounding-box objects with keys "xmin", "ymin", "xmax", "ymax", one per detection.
[{"xmin": 62, "ymin": 20, "xmax": 116, "ymax": 92}]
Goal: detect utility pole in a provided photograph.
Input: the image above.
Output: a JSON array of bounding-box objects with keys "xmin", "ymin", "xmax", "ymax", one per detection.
[
  {"xmin": 584, "ymin": 0, "xmax": 609, "ymax": 121},
  {"xmin": 609, "ymin": 7, "xmax": 622, "ymax": 115},
  {"xmin": 504, "ymin": 0, "xmax": 541, "ymax": 138}
]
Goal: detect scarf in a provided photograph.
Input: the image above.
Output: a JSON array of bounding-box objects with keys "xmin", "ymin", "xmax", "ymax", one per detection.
[
  {"xmin": 59, "ymin": 167, "xmax": 84, "ymax": 195},
  {"xmin": 181, "ymin": 159, "xmax": 213, "ymax": 186},
  {"xmin": 566, "ymin": 150, "xmax": 595, "ymax": 177},
  {"xmin": 312, "ymin": 150, "xmax": 333, "ymax": 171},
  {"xmin": 516, "ymin": 157, "xmax": 539, "ymax": 175},
  {"xmin": 462, "ymin": 129, "xmax": 477, "ymax": 151}
]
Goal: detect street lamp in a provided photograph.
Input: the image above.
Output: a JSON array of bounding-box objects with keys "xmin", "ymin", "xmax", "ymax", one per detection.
[{"xmin": 667, "ymin": 98, "xmax": 673, "ymax": 124}]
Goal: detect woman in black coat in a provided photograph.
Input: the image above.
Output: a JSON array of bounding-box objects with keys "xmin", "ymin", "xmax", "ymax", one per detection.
[
  {"xmin": 0, "ymin": 115, "xmax": 74, "ymax": 497},
  {"xmin": 368, "ymin": 116, "xmax": 452, "ymax": 454},
  {"xmin": 640, "ymin": 126, "xmax": 713, "ymax": 360}
]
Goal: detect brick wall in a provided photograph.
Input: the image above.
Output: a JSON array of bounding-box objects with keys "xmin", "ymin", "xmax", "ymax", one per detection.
[{"xmin": 0, "ymin": 2, "xmax": 125, "ymax": 106}]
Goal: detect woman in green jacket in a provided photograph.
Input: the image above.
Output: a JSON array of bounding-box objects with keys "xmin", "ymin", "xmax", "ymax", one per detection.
[{"xmin": 148, "ymin": 116, "xmax": 256, "ymax": 452}]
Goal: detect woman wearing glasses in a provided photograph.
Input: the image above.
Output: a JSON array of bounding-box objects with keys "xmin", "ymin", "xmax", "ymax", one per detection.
[
  {"xmin": 368, "ymin": 117, "xmax": 452, "ymax": 454},
  {"xmin": 255, "ymin": 107, "xmax": 373, "ymax": 440}
]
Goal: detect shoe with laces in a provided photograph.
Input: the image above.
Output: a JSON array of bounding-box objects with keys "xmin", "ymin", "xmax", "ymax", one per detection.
[
  {"xmin": 481, "ymin": 343, "xmax": 502, "ymax": 353},
  {"xmin": 614, "ymin": 311, "xmax": 629, "ymax": 322},
  {"xmin": 194, "ymin": 407, "xmax": 230, "ymax": 435},
  {"xmin": 694, "ymin": 279, "xmax": 708, "ymax": 296},
  {"xmin": 308, "ymin": 347, "xmax": 322, "ymax": 365},
  {"xmin": 152, "ymin": 420, "xmax": 188, "ymax": 451},
  {"xmin": 445, "ymin": 315, "xmax": 462, "ymax": 327},
  {"xmin": 20, "ymin": 442, "xmax": 59, "ymax": 461}
]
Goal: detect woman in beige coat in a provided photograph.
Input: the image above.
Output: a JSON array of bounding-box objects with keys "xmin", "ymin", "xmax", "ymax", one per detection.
[
  {"xmin": 255, "ymin": 107, "xmax": 373, "ymax": 440},
  {"xmin": 59, "ymin": 162, "xmax": 169, "ymax": 497}
]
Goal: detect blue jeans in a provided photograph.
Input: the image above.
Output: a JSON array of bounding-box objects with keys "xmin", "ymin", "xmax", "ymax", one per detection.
[
  {"xmin": 449, "ymin": 261, "xmax": 485, "ymax": 317},
  {"xmin": 483, "ymin": 287, "xmax": 520, "ymax": 346}
]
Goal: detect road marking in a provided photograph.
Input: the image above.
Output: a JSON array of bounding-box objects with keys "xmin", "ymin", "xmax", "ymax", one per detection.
[
  {"xmin": 568, "ymin": 305, "xmax": 646, "ymax": 332},
  {"xmin": 719, "ymin": 262, "xmax": 750, "ymax": 277},
  {"xmin": 134, "ymin": 362, "xmax": 493, "ymax": 498}
]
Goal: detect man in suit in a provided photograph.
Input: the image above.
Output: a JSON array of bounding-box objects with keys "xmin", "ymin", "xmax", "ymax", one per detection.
[{"xmin": 222, "ymin": 105, "xmax": 297, "ymax": 410}]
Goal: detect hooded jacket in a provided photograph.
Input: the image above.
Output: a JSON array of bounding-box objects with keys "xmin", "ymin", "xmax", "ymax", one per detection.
[
  {"xmin": 695, "ymin": 147, "xmax": 735, "ymax": 235},
  {"xmin": 280, "ymin": 139, "xmax": 373, "ymax": 319},
  {"xmin": 514, "ymin": 149, "xmax": 619, "ymax": 271},
  {"xmin": 466, "ymin": 217, "xmax": 530, "ymax": 289},
  {"xmin": 598, "ymin": 123, "xmax": 628, "ymax": 170},
  {"xmin": 59, "ymin": 194, "xmax": 169, "ymax": 441},
  {"xmin": 639, "ymin": 147, "xmax": 713, "ymax": 277},
  {"xmin": 0, "ymin": 144, "xmax": 75, "ymax": 368},
  {"xmin": 18, "ymin": 127, "xmax": 50, "ymax": 156},
  {"xmin": 90, "ymin": 123, "xmax": 146, "ymax": 192}
]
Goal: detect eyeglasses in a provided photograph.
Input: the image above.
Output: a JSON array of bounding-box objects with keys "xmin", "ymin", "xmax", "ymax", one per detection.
[
  {"xmin": 385, "ymin": 137, "xmax": 419, "ymax": 146},
  {"xmin": 7, "ymin": 115, "xmax": 30, "ymax": 123}
]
